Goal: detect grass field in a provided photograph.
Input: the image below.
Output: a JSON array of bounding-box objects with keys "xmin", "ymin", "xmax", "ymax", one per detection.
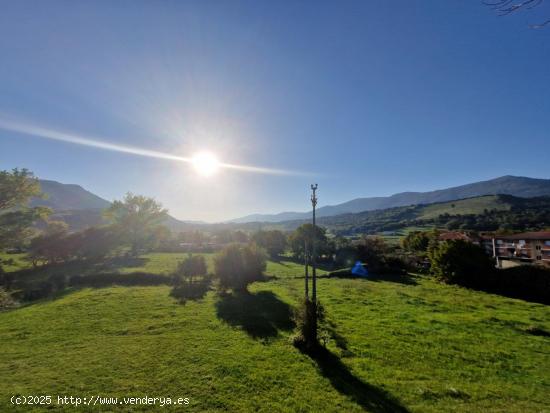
[
  {"xmin": 1, "ymin": 253, "xmax": 549, "ymax": 412},
  {"xmin": 417, "ymin": 195, "xmax": 510, "ymax": 220}
]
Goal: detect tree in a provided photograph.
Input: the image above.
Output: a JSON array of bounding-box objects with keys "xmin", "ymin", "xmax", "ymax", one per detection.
[
  {"xmin": 289, "ymin": 224, "xmax": 328, "ymax": 260},
  {"xmin": 214, "ymin": 243, "xmax": 267, "ymax": 291},
  {"xmin": 354, "ymin": 236, "xmax": 390, "ymax": 269},
  {"xmin": 428, "ymin": 240, "xmax": 495, "ymax": 286},
  {"xmin": 175, "ymin": 254, "xmax": 207, "ymax": 284},
  {"xmin": 27, "ymin": 221, "xmax": 71, "ymax": 266},
  {"xmin": 484, "ymin": 0, "xmax": 550, "ymax": 28},
  {"xmin": 0, "ymin": 168, "xmax": 50, "ymax": 250},
  {"xmin": 73, "ymin": 226, "xmax": 121, "ymax": 261},
  {"xmin": 252, "ymin": 230, "xmax": 287, "ymax": 258},
  {"xmin": 171, "ymin": 254, "xmax": 210, "ymax": 302},
  {"xmin": 104, "ymin": 193, "xmax": 168, "ymax": 255},
  {"xmin": 401, "ymin": 231, "xmax": 434, "ymax": 252}
]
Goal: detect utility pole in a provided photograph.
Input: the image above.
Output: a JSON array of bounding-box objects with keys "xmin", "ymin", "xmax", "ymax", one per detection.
[
  {"xmin": 310, "ymin": 184, "xmax": 318, "ymax": 303},
  {"xmin": 304, "ymin": 240, "xmax": 309, "ymax": 298}
]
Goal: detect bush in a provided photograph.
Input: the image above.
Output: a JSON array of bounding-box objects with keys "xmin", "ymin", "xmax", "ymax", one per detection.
[
  {"xmin": 174, "ymin": 254, "xmax": 207, "ymax": 284},
  {"xmin": 428, "ymin": 240, "xmax": 494, "ymax": 286},
  {"xmin": 171, "ymin": 254, "xmax": 210, "ymax": 303},
  {"xmin": 292, "ymin": 298, "xmax": 324, "ymax": 349},
  {"xmin": 214, "ymin": 243, "xmax": 267, "ymax": 291}
]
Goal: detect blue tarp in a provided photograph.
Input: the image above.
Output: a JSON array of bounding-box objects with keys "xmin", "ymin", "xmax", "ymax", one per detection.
[{"xmin": 351, "ymin": 261, "xmax": 368, "ymax": 277}]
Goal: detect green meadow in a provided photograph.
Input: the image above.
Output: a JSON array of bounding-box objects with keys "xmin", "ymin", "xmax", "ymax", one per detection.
[{"xmin": 1, "ymin": 253, "xmax": 549, "ymax": 412}]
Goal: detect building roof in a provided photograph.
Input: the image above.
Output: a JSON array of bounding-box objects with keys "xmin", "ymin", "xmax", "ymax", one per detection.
[{"xmin": 494, "ymin": 231, "xmax": 550, "ymax": 241}]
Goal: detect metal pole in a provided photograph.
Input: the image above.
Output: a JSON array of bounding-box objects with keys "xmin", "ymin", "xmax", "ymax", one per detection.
[
  {"xmin": 304, "ymin": 240, "xmax": 309, "ymax": 298},
  {"xmin": 311, "ymin": 184, "xmax": 318, "ymax": 303}
]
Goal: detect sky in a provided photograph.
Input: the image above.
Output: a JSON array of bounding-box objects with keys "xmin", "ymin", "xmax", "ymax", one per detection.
[{"xmin": 0, "ymin": 1, "xmax": 549, "ymax": 222}]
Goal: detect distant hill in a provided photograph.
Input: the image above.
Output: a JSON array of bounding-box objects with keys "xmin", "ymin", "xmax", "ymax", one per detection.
[
  {"xmin": 31, "ymin": 180, "xmax": 111, "ymax": 211},
  {"xmin": 262, "ymin": 194, "xmax": 550, "ymax": 235},
  {"xmin": 33, "ymin": 179, "xmax": 194, "ymax": 232},
  {"xmin": 230, "ymin": 176, "xmax": 550, "ymax": 223}
]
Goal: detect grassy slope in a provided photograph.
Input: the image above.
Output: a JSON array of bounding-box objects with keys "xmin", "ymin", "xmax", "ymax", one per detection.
[
  {"xmin": 1, "ymin": 253, "xmax": 549, "ymax": 412},
  {"xmin": 418, "ymin": 195, "xmax": 511, "ymax": 220}
]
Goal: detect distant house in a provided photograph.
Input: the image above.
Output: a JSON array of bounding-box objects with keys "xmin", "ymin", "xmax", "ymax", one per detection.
[{"xmin": 484, "ymin": 231, "xmax": 550, "ymax": 268}]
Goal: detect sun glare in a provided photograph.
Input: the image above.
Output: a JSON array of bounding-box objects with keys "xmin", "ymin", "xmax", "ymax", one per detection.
[{"xmin": 191, "ymin": 151, "xmax": 220, "ymax": 177}]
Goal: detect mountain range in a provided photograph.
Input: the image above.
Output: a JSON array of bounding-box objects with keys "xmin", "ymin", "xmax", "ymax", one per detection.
[
  {"xmin": 229, "ymin": 176, "xmax": 550, "ymax": 223},
  {"xmin": 30, "ymin": 175, "xmax": 550, "ymax": 230}
]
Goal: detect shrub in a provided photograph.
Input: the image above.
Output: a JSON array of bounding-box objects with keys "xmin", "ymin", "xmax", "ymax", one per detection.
[
  {"xmin": 292, "ymin": 298, "xmax": 325, "ymax": 350},
  {"xmin": 428, "ymin": 240, "xmax": 494, "ymax": 286},
  {"xmin": 174, "ymin": 254, "xmax": 207, "ymax": 284},
  {"xmin": 171, "ymin": 254, "xmax": 210, "ymax": 303},
  {"xmin": 214, "ymin": 243, "xmax": 267, "ymax": 291}
]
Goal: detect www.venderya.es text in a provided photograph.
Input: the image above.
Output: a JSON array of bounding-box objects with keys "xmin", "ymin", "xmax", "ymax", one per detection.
[{"xmin": 11, "ymin": 395, "xmax": 190, "ymax": 407}]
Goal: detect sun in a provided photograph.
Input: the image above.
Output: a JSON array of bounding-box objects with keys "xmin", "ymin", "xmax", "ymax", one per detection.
[{"xmin": 191, "ymin": 151, "xmax": 220, "ymax": 176}]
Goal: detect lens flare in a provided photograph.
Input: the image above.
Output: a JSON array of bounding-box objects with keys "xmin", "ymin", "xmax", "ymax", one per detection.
[
  {"xmin": 0, "ymin": 117, "xmax": 315, "ymax": 177},
  {"xmin": 191, "ymin": 151, "xmax": 220, "ymax": 177}
]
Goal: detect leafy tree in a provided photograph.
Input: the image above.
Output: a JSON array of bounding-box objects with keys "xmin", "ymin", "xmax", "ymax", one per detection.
[
  {"xmin": 214, "ymin": 243, "xmax": 267, "ymax": 291},
  {"xmin": 171, "ymin": 253, "xmax": 210, "ymax": 302},
  {"xmin": 27, "ymin": 221, "xmax": 71, "ymax": 266},
  {"xmin": 104, "ymin": 193, "xmax": 168, "ymax": 255},
  {"xmin": 401, "ymin": 231, "xmax": 436, "ymax": 252},
  {"xmin": 0, "ymin": 168, "xmax": 50, "ymax": 250},
  {"xmin": 252, "ymin": 230, "xmax": 287, "ymax": 258},
  {"xmin": 74, "ymin": 226, "xmax": 121, "ymax": 261},
  {"xmin": 428, "ymin": 240, "xmax": 494, "ymax": 286},
  {"xmin": 214, "ymin": 229, "xmax": 249, "ymax": 244},
  {"xmin": 175, "ymin": 254, "xmax": 207, "ymax": 284},
  {"xmin": 355, "ymin": 236, "xmax": 389, "ymax": 265},
  {"xmin": 289, "ymin": 224, "xmax": 328, "ymax": 260}
]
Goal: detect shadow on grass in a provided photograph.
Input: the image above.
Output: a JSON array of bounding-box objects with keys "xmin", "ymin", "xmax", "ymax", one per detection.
[
  {"xmin": 215, "ymin": 290, "xmax": 294, "ymax": 339},
  {"xmin": 301, "ymin": 345, "xmax": 410, "ymax": 413},
  {"xmin": 171, "ymin": 278, "xmax": 212, "ymax": 304},
  {"xmin": 325, "ymin": 271, "xmax": 418, "ymax": 286},
  {"xmin": 99, "ymin": 256, "xmax": 149, "ymax": 271},
  {"xmin": 279, "ymin": 255, "xmax": 336, "ymax": 272}
]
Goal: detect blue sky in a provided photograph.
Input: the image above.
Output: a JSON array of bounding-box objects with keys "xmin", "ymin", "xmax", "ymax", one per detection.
[{"xmin": 0, "ymin": 1, "xmax": 549, "ymax": 222}]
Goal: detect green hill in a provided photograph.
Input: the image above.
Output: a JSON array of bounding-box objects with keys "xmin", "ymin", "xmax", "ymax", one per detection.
[
  {"xmin": 270, "ymin": 194, "xmax": 550, "ymax": 235},
  {"xmin": 232, "ymin": 175, "xmax": 550, "ymax": 223},
  {"xmin": 1, "ymin": 253, "xmax": 548, "ymax": 412},
  {"xmin": 416, "ymin": 195, "xmax": 512, "ymax": 219}
]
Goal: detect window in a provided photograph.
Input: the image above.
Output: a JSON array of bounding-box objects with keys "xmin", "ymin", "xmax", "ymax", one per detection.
[{"xmin": 545, "ymin": 240, "xmax": 550, "ymax": 246}]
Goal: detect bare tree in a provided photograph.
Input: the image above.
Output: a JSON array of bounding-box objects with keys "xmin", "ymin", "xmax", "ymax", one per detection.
[{"xmin": 483, "ymin": 0, "xmax": 550, "ymax": 28}]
